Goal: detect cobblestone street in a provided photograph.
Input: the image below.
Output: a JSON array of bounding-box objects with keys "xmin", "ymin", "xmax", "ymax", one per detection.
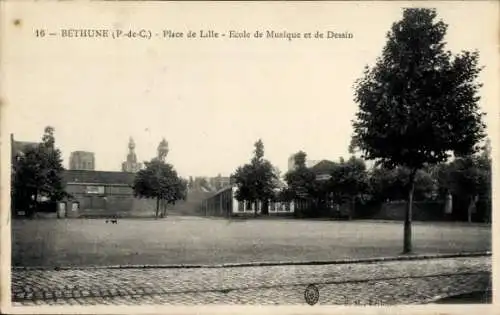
[{"xmin": 11, "ymin": 256, "xmax": 491, "ymax": 305}]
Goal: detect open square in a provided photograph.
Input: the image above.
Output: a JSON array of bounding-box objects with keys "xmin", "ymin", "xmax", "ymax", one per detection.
[{"xmin": 12, "ymin": 217, "xmax": 491, "ymax": 267}]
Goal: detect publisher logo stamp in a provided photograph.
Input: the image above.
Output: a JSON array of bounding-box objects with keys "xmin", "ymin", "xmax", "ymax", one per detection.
[{"xmin": 304, "ymin": 284, "xmax": 319, "ymax": 305}]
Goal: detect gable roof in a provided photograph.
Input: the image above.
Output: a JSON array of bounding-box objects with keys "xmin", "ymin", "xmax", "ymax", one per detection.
[
  {"xmin": 309, "ymin": 159, "xmax": 337, "ymax": 174},
  {"xmin": 63, "ymin": 170, "xmax": 135, "ymax": 186},
  {"xmin": 12, "ymin": 141, "xmax": 40, "ymax": 155}
]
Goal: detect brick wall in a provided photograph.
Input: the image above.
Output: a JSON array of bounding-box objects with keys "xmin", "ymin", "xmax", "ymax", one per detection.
[
  {"xmin": 372, "ymin": 201, "xmax": 446, "ymax": 221},
  {"xmin": 354, "ymin": 201, "xmax": 451, "ymax": 221}
]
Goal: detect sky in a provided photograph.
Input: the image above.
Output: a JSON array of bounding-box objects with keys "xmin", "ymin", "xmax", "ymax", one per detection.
[{"xmin": 2, "ymin": 1, "xmax": 498, "ymax": 178}]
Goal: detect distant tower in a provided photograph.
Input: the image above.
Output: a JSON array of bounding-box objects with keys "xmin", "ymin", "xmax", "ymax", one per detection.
[
  {"xmin": 122, "ymin": 137, "xmax": 142, "ymax": 173},
  {"xmin": 288, "ymin": 154, "xmax": 297, "ymax": 172},
  {"xmin": 157, "ymin": 138, "xmax": 169, "ymax": 162},
  {"xmin": 70, "ymin": 151, "xmax": 95, "ymax": 170}
]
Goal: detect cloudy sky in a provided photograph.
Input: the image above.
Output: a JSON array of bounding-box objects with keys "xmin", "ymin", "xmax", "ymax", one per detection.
[{"xmin": 2, "ymin": 1, "xmax": 498, "ymax": 178}]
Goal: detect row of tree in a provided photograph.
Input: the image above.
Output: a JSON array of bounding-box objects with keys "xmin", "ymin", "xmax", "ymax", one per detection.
[{"xmin": 229, "ymin": 138, "xmax": 491, "ymax": 220}]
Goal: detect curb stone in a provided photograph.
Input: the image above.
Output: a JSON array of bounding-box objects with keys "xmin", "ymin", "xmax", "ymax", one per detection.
[{"xmin": 12, "ymin": 251, "xmax": 492, "ymax": 271}]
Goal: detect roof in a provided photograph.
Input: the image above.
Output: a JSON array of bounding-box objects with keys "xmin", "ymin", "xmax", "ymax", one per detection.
[
  {"xmin": 309, "ymin": 159, "xmax": 337, "ymax": 174},
  {"xmin": 71, "ymin": 151, "xmax": 95, "ymax": 155},
  {"xmin": 12, "ymin": 141, "xmax": 39, "ymax": 154},
  {"xmin": 63, "ymin": 170, "xmax": 135, "ymax": 185}
]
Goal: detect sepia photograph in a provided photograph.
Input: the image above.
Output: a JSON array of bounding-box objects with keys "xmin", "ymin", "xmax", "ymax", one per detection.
[{"xmin": 1, "ymin": 0, "xmax": 497, "ymax": 313}]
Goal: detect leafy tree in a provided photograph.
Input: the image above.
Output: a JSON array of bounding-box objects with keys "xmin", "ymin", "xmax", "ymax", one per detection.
[
  {"xmin": 369, "ymin": 166, "xmax": 436, "ymax": 203},
  {"xmin": 436, "ymin": 141, "xmax": 491, "ymax": 222},
  {"xmin": 272, "ymin": 166, "xmax": 283, "ymax": 188},
  {"xmin": 231, "ymin": 139, "xmax": 278, "ymax": 216},
  {"xmin": 293, "ymin": 151, "xmax": 307, "ymax": 169},
  {"xmin": 12, "ymin": 126, "xmax": 68, "ymax": 217},
  {"xmin": 351, "ymin": 8, "xmax": 485, "ymax": 253},
  {"xmin": 328, "ymin": 156, "xmax": 369, "ymax": 219},
  {"xmin": 283, "ymin": 151, "xmax": 320, "ymax": 216},
  {"xmin": 177, "ymin": 177, "xmax": 189, "ymax": 201},
  {"xmin": 133, "ymin": 140, "xmax": 186, "ymax": 218}
]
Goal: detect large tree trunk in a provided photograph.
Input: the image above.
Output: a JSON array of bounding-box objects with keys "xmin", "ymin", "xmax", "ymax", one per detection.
[
  {"xmin": 467, "ymin": 195, "xmax": 477, "ymax": 223},
  {"xmin": 262, "ymin": 200, "xmax": 269, "ymax": 215},
  {"xmin": 467, "ymin": 197, "xmax": 472, "ymax": 223},
  {"xmin": 403, "ymin": 169, "xmax": 417, "ymax": 254},
  {"xmin": 159, "ymin": 200, "xmax": 164, "ymax": 218},
  {"xmin": 349, "ymin": 196, "xmax": 355, "ymax": 220},
  {"xmin": 155, "ymin": 197, "xmax": 160, "ymax": 219}
]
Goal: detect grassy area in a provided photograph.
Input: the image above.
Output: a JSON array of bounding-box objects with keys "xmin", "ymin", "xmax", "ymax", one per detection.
[{"xmin": 11, "ymin": 217, "xmax": 491, "ymax": 267}]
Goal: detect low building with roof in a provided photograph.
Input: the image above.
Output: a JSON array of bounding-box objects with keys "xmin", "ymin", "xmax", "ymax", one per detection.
[
  {"xmin": 61, "ymin": 169, "xmax": 157, "ymax": 218},
  {"xmin": 199, "ymin": 185, "xmax": 294, "ymax": 218},
  {"xmin": 309, "ymin": 159, "xmax": 338, "ymax": 181}
]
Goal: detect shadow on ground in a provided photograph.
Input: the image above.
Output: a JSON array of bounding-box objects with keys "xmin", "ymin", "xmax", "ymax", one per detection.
[{"xmin": 433, "ymin": 290, "xmax": 492, "ymax": 304}]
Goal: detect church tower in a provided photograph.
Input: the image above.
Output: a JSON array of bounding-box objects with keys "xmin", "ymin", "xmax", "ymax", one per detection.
[
  {"xmin": 122, "ymin": 137, "xmax": 142, "ymax": 173},
  {"xmin": 157, "ymin": 138, "xmax": 169, "ymax": 162}
]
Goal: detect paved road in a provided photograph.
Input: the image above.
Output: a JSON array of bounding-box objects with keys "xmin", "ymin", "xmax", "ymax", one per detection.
[{"xmin": 11, "ymin": 256, "xmax": 491, "ymax": 306}]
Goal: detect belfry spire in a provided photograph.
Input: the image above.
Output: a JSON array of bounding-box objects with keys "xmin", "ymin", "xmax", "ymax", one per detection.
[{"xmin": 122, "ymin": 137, "xmax": 142, "ymax": 172}]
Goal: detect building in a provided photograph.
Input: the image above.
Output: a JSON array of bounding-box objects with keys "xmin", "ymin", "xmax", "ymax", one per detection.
[
  {"xmin": 287, "ymin": 154, "xmax": 296, "ymax": 171},
  {"xmin": 11, "ymin": 134, "xmax": 40, "ymax": 162},
  {"xmin": 309, "ymin": 159, "xmax": 337, "ymax": 180},
  {"xmin": 190, "ymin": 175, "xmax": 231, "ymax": 192},
  {"xmin": 200, "ymin": 185, "xmax": 294, "ymax": 217},
  {"xmin": 209, "ymin": 175, "xmax": 231, "ymax": 191},
  {"xmin": 61, "ymin": 169, "xmax": 156, "ymax": 217},
  {"xmin": 69, "ymin": 151, "xmax": 95, "ymax": 170},
  {"xmin": 157, "ymin": 138, "xmax": 169, "ymax": 162},
  {"xmin": 121, "ymin": 137, "xmax": 142, "ymax": 173},
  {"xmin": 287, "ymin": 153, "xmax": 321, "ymax": 172},
  {"xmin": 307, "ymin": 160, "xmax": 321, "ymax": 168}
]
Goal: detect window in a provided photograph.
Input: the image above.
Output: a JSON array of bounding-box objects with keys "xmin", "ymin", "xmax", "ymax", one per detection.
[
  {"xmin": 245, "ymin": 201, "xmax": 253, "ymax": 212},
  {"xmin": 86, "ymin": 185, "xmax": 105, "ymax": 195},
  {"xmin": 269, "ymin": 202, "xmax": 276, "ymax": 212},
  {"xmin": 285, "ymin": 202, "xmax": 291, "ymax": 211},
  {"xmin": 109, "ymin": 186, "xmax": 132, "ymax": 195},
  {"xmin": 238, "ymin": 201, "xmax": 244, "ymax": 212}
]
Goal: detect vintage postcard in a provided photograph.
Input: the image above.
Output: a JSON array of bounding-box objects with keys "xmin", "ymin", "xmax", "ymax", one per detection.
[{"xmin": 0, "ymin": 1, "xmax": 498, "ymax": 314}]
